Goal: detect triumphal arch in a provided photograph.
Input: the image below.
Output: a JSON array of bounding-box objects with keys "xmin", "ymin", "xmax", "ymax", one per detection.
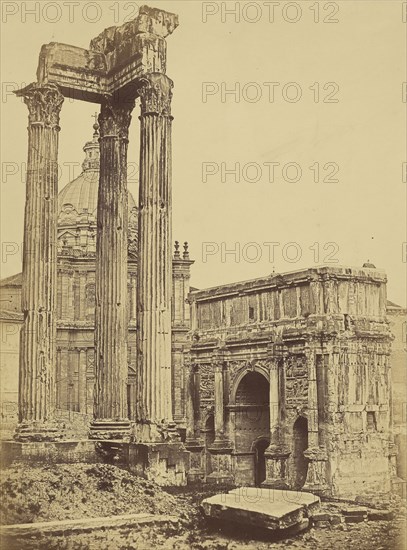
[{"xmin": 14, "ymin": 6, "xmax": 184, "ymax": 474}]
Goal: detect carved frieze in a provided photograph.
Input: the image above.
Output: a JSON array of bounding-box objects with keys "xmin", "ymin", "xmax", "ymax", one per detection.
[
  {"xmin": 285, "ymin": 354, "xmax": 308, "ymax": 404},
  {"xmin": 199, "ymin": 363, "xmax": 214, "ymax": 403}
]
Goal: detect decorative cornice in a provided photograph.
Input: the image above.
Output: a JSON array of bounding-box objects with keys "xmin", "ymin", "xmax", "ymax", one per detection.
[{"xmin": 138, "ymin": 73, "xmax": 173, "ymax": 116}]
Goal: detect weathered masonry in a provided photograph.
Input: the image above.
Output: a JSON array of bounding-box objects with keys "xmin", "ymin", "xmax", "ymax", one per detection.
[{"xmin": 185, "ymin": 266, "xmax": 395, "ymax": 497}]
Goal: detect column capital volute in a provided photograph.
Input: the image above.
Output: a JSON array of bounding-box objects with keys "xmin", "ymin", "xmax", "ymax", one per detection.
[
  {"xmin": 137, "ymin": 73, "xmax": 174, "ymax": 117},
  {"xmin": 98, "ymin": 97, "xmax": 135, "ymax": 140},
  {"xmin": 16, "ymin": 83, "xmax": 64, "ymax": 128}
]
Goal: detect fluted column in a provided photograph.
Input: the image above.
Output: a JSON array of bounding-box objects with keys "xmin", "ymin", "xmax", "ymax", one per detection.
[
  {"xmin": 207, "ymin": 350, "xmax": 233, "ymax": 483},
  {"xmin": 303, "ymin": 344, "xmax": 329, "ymax": 494},
  {"xmin": 89, "ymin": 97, "xmax": 134, "ymax": 440},
  {"xmin": 263, "ymin": 354, "xmax": 290, "ymax": 488},
  {"xmin": 136, "ymin": 73, "xmax": 174, "ymax": 437},
  {"xmin": 14, "ymin": 83, "xmax": 64, "ymax": 442},
  {"xmin": 210, "ymin": 351, "xmax": 232, "ymax": 449}
]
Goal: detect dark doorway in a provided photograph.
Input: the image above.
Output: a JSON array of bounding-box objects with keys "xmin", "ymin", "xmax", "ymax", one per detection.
[
  {"xmin": 204, "ymin": 414, "xmax": 215, "ymax": 475},
  {"xmin": 253, "ymin": 438, "xmax": 269, "ymax": 486},
  {"xmin": 293, "ymin": 416, "xmax": 308, "ymax": 489}
]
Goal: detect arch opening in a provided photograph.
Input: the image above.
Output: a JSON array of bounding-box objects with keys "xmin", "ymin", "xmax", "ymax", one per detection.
[{"xmin": 234, "ymin": 371, "xmax": 270, "ymax": 486}]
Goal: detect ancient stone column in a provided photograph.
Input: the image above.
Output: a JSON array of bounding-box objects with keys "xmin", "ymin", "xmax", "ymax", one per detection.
[
  {"xmin": 206, "ymin": 350, "xmax": 233, "ymax": 483},
  {"xmin": 263, "ymin": 355, "xmax": 290, "ymax": 488},
  {"xmin": 14, "ymin": 83, "xmax": 64, "ymax": 442},
  {"xmin": 89, "ymin": 97, "xmax": 134, "ymax": 440},
  {"xmin": 213, "ymin": 360, "xmax": 225, "ymax": 443},
  {"xmin": 136, "ymin": 73, "xmax": 175, "ymax": 437},
  {"xmin": 184, "ymin": 357, "xmax": 205, "ymax": 481},
  {"xmin": 303, "ymin": 345, "xmax": 329, "ymax": 494}
]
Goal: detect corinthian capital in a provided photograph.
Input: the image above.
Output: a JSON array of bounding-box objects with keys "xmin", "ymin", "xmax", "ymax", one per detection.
[
  {"xmin": 138, "ymin": 73, "xmax": 173, "ymax": 116},
  {"xmin": 17, "ymin": 83, "xmax": 64, "ymax": 127},
  {"xmin": 98, "ymin": 98, "xmax": 135, "ymax": 140}
]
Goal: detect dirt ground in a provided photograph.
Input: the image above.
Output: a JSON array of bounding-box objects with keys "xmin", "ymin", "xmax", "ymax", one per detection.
[{"xmin": 1, "ymin": 463, "xmax": 406, "ymax": 550}]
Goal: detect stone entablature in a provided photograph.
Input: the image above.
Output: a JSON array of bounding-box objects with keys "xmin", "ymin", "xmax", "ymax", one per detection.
[
  {"xmin": 189, "ymin": 266, "xmax": 388, "ymax": 336},
  {"xmin": 36, "ymin": 6, "xmax": 178, "ymax": 103}
]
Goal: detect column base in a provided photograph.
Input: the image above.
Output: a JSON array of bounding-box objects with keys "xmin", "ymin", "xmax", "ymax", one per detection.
[
  {"xmin": 89, "ymin": 420, "xmax": 131, "ymax": 440},
  {"xmin": 302, "ymin": 447, "xmax": 330, "ymax": 496},
  {"xmin": 185, "ymin": 439, "xmax": 205, "ymax": 483},
  {"xmin": 207, "ymin": 441, "xmax": 234, "ymax": 484},
  {"xmin": 263, "ymin": 444, "xmax": 290, "ymax": 489},
  {"xmin": 14, "ymin": 420, "xmax": 65, "ymax": 442}
]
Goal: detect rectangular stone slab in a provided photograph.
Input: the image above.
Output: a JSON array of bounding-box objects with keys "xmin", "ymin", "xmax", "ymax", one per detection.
[
  {"xmin": 0, "ymin": 513, "xmax": 178, "ymax": 538},
  {"xmin": 201, "ymin": 489, "xmax": 320, "ymax": 531},
  {"xmin": 228, "ymin": 487, "xmax": 320, "ymax": 513}
]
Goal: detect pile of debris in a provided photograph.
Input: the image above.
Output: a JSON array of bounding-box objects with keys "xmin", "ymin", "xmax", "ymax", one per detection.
[{"xmin": 0, "ymin": 463, "xmax": 180, "ymax": 525}]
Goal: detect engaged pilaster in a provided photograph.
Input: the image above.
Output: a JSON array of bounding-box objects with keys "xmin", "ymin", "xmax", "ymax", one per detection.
[
  {"xmin": 14, "ymin": 83, "xmax": 64, "ymax": 442},
  {"xmin": 136, "ymin": 73, "xmax": 175, "ymax": 438},
  {"xmin": 89, "ymin": 97, "xmax": 134, "ymax": 440}
]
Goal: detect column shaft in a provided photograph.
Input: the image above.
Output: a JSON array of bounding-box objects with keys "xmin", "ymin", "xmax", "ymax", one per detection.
[
  {"xmin": 306, "ymin": 348, "xmax": 319, "ymax": 448},
  {"xmin": 90, "ymin": 98, "xmax": 134, "ymax": 439},
  {"xmin": 263, "ymin": 355, "xmax": 290, "ymax": 489},
  {"xmin": 15, "ymin": 83, "xmax": 64, "ymax": 441},
  {"xmin": 303, "ymin": 346, "xmax": 329, "ymax": 494},
  {"xmin": 214, "ymin": 364, "xmax": 224, "ymax": 440},
  {"xmin": 269, "ymin": 362, "xmax": 279, "ymax": 444},
  {"xmin": 136, "ymin": 73, "xmax": 174, "ymax": 429},
  {"xmin": 185, "ymin": 361, "xmax": 196, "ymax": 442}
]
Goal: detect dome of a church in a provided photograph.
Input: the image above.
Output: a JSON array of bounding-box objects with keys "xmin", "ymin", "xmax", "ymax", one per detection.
[{"xmin": 57, "ymin": 123, "xmax": 138, "ymax": 258}]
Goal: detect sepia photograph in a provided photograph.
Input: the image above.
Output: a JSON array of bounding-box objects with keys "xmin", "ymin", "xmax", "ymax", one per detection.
[{"xmin": 0, "ymin": 1, "xmax": 406, "ymax": 548}]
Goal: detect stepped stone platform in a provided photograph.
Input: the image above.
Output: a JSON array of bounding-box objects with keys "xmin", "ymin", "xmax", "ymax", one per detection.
[{"xmin": 201, "ymin": 488, "xmax": 320, "ymax": 532}]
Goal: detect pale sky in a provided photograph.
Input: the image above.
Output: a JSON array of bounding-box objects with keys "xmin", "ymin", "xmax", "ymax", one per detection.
[{"xmin": 1, "ymin": 1, "xmax": 406, "ymax": 305}]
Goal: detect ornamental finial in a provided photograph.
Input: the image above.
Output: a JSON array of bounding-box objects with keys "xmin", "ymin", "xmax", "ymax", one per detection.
[
  {"xmin": 183, "ymin": 242, "xmax": 189, "ymax": 260},
  {"xmin": 174, "ymin": 241, "xmax": 181, "ymax": 259}
]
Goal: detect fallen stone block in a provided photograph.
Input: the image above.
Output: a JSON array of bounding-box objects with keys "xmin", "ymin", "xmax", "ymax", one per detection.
[
  {"xmin": 310, "ymin": 512, "xmax": 331, "ymax": 522},
  {"xmin": 202, "ymin": 489, "xmax": 319, "ymax": 532},
  {"xmin": 367, "ymin": 509, "xmax": 394, "ymax": 521},
  {"xmin": 341, "ymin": 506, "xmax": 367, "ymax": 516},
  {"xmin": 228, "ymin": 487, "xmax": 320, "ymax": 515},
  {"xmin": 341, "ymin": 506, "xmax": 368, "ymax": 523}
]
